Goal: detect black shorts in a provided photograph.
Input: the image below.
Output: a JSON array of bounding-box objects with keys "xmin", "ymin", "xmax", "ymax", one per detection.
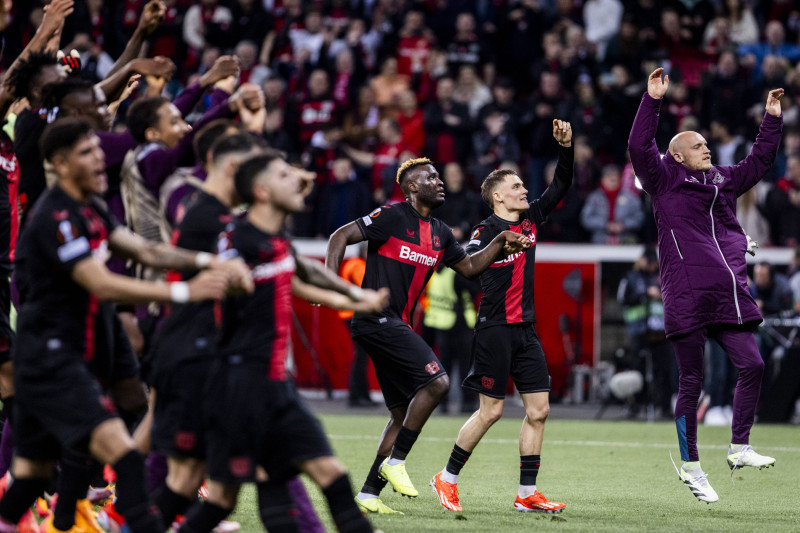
[
  {"xmin": 0, "ymin": 274, "xmax": 13, "ymax": 365},
  {"xmin": 13, "ymin": 359, "xmax": 117, "ymax": 461},
  {"xmin": 463, "ymin": 323, "xmax": 551, "ymax": 399},
  {"xmin": 151, "ymin": 358, "xmax": 214, "ymax": 459},
  {"xmin": 205, "ymin": 360, "xmax": 332, "ymax": 484},
  {"xmin": 353, "ymin": 325, "xmax": 447, "ymax": 410}
]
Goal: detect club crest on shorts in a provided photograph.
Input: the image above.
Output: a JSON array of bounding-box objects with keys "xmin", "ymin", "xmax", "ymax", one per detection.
[
  {"xmin": 425, "ymin": 361, "xmax": 440, "ymax": 375},
  {"xmin": 481, "ymin": 376, "xmax": 495, "ymax": 389},
  {"xmin": 712, "ymin": 172, "xmax": 724, "ymax": 184}
]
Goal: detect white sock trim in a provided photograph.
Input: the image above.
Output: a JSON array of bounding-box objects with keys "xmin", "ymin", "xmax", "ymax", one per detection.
[
  {"xmin": 356, "ymin": 492, "xmax": 377, "ymax": 501},
  {"xmin": 518, "ymin": 484, "xmax": 536, "ymax": 498},
  {"xmin": 386, "ymin": 457, "xmax": 405, "ymax": 466},
  {"xmin": 440, "ymin": 470, "xmax": 458, "ymax": 484}
]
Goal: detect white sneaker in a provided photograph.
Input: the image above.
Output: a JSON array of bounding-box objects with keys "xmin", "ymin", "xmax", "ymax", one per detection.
[
  {"xmin": 678, "ymin": 465, "xmax": 719, "ymax": 503},
  {"xmin": 727, "ymin": 445, "xmax": 775, "ymax": 470},
  {"xmin": 704, "ymin": 406, "xmax": 728, "ymax": 427}
]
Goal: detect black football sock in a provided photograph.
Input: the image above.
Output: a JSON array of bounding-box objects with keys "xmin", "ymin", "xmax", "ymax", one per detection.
[
  {"xmin": 0, "ymin": 477, "xmax": 50, "ymax": 523},
  {"xmin": 153, "ymin": 484, "xmax": 195, "ymax": 527},
  {"xmin": 389, "ymin": 427, "xmax": 420, "ymax": 461},
  {"xmin": 520, "ymin": 455, "xmax": 540, "ymax": 487},
  {"xmin": 257, "ymin": 480, "xmax": 298, "ymax": 533},
  {"xmin": 359, "ymin": 454, "xmax": 387, "ymax": 496},
  {"xmin": 180, "ymin": 501, "xmax": 233, "ymax": 533},
  {"xmin": 113, "ymin": 451, "xmax": 163, "ymax": 533},
  {"xmin": 322, "ymin": 474, "xmax": 372, "ymax": 533},
  {"xmin": 53, "ymin": 456, "xmax": 90, "ymax": 531},
  {"xmin": 445, "ymin": 444, "xmax": 472, "ymax": 476}
]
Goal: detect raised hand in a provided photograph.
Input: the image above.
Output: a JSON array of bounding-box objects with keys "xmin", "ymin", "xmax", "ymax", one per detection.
[
  {"xmin": 765, "ymin": 88, "xmax": 784, "ymax": 117},
  {"xmin": 39, "ymin": 0, "xmax": 75, "ymax": 42},
  {"xmin": 137, "ymin": 0, "xmax": 166, "ymax": 36},
  {"xmin": 186, "ymin": 270, "xmax": 229, "ymax": 301},
  {"xmin": 647, "ymin": 68, "xmax": 669, "ymax": 99},
  {"xmin": 200, "ymin": 56, "xmax": 241, "ymax": 88},
  {"xmin": 133, "ymin": 56, "xmax": 176, "ymax": 80},
  {"xmin": 552, "ymin": 119, "xmax": 572, "ymax": 147}
]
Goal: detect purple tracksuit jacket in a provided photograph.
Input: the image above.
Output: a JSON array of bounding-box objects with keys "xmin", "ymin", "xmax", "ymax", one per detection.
[{"xmin": 628, "ymin": 93, "xmax": 783, "ymax": 338}]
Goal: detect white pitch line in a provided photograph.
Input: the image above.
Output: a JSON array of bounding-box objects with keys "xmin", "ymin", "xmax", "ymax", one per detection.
[{"xmin": 327, "ymin": 434, "xmax": 800, "ymax": 453}]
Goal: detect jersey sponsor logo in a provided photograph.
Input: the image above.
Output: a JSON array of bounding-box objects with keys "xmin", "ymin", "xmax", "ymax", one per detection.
[
  {"xmin": 399, "ymin": 245, "xmax": 436, "ymax": 266},
  {"xmin": 425, "ymin": 361, "xmax": 440, "ymax": 375},
  {"xmin": 493, "ymin": 250, "xmax": 524, "ymax": 265},
  {"xmin": 481, "ymin": 376, "xmax": 495, "ymax": 389},
  {"xmin": 57, "ymin": 236, "xmax": 90, "ymax": 263},
  {"xmin": 712, "ymin": 172, "xmax": 724, "ymax": 184},
  {"xmin": 252, "ymin": 255, "xmax": 296, "ymax": 282}
]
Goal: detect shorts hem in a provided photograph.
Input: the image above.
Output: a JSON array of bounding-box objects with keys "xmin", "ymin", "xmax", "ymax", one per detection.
[{"xmin": 462, "ymin": 384, "xmax": 505, "ymax": 400}]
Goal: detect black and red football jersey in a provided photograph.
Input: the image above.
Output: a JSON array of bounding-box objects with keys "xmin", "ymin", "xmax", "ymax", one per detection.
[
  {"xmin": 14, "ymin": 186, "xmax": 118, "ymax": 366},
  {"xmin": 466, "ymin": 145, "xmax": 573, "ymax": 329},
  {"xmin": 351, "ymin": 202, "xmax": 466, "ymax": 335},
  {"xmin": 217, "ymin": 218, "xmax": 296, "ymax": 381},
  {"xmin": 0, "ymin": 131, "xmax": 19, "ymax": 270},
  {"xmin": 154, "ymin": 191, "xmax": 234, "ymax": 368}
]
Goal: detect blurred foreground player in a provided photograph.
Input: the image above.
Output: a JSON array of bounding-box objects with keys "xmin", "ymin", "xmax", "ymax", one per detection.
[
  {"xmin": 326, "ymin": 158, "xmax": 531, "ymax": 514},
  {"xmin": 0, "ymin": 118, "xmax": 250, "ymax": 532},
  {"xmin": 629, "ymin": 69, "xmax": 781, "ymax": 503},
  {"xmin": 431, "ymin": 120, "xmax": 573, "ymax": 514},
  {"xmin": 180, "ymin": 153, "xmax": 388, "ymax": 533}
]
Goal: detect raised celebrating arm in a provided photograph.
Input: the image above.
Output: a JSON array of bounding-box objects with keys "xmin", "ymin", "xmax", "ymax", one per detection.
[
  {"xmin": 628, "ymin": 68, "xmax": 671, "ymax": 196},
  {"xmin": 535, "ymin": 119, "xmax": 574, "ymax": 219},
  {"xmin": 730, "ymin": 88, "xmax": 784, "ymax": 196}
]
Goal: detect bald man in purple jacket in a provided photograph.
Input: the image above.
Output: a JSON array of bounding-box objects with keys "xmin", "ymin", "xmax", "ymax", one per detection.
[{"xmin": 629, "ymin": 68, "xmax": 782, "ymax": 503}]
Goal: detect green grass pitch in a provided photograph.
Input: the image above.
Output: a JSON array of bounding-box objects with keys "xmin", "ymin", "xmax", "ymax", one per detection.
[{"xmin": 229, "ymin": 414, "xmax": 800, "ymax": 532}]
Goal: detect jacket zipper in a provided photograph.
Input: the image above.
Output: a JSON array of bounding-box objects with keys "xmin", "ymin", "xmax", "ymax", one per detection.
[
  {"xmin": 709, "ymin": 185, "xmax": 742, "ymax": 323},
  {"xmin": 670, "ymin": 230, "xmax": 683, "ymax": 260}
]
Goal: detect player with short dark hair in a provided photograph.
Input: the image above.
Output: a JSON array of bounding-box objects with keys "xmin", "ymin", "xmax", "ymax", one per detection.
[
  {"xmin": 0, "ymin": 118, "xmax": 251, "ymax": 533},
  {"xmin": 326, "ymin": 157, "xmax": 532, "ymax": 514},
  {"xmin": 181, "ymin": 152, "xmax": 388, "ymax": 533},
  {"xmin": 149, "ymin": 132, "xmax": 265, "ymax": 527},
  {"xmin": 431, "ymin": 120, "xmax": 574, "ymax": 514}
]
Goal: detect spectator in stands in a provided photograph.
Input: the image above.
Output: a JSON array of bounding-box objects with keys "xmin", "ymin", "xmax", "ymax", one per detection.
[
  {"xmin": 707, "ymin": 0, "xmax": 759, "ymax": 48},
  {"xmin": 453, "ymin": 64, "xmax": 492, "ymax": 119},
  {"xmin": 262, "ymin": 73, "xmax": 287, "ymax": 108},
  {"xmin": 709, "ymin": 119, "xmax": 747, "ymax": 166},
  {"xmin": 343, "ymin": 117, "xmax": 404, "ymax": 204},
  {"xmin": 234, "ymin": 40, "xmax": 271, "ymax": 87},
  {"xmin": 231, "ymin": 0, "xmax": 271, "ymax": 46},
  {"xmin": 370, "ymin": 56, "xmax": 410, "ymax": 108},
  {"xmin": 583, "ymin": 0, "xmax": 624, "ymax": 61},
  {"xmin": 700, "ymin": 50, "xmax": 749, "ymax": 128},
  {"xmin": 289, "ymin": 8, "xmax": 326, "ymax": 65},
  {"xmin": 580, "ymin": 164, "xmax": 644, "ymax": 244},
  {"xmin": 765, "ymin": 154, "xmax": 800, "ymax": 246},
  {"xmin": 342, "ymin": 85, "xmax": 381, "ymax": 151},
  {"xmin": 523, "ymin": 71, "xmax": 570, "ymax": 197},
  {"xmin": 424, "ymin": 76, "xmax": 472, "ymax": 166},
  {"xmin": 263, "ymin": 106, "xmax": 293, "ymax": 157},
  {"xmin": 737, "ymin": 186, "xmax": 771, "ymax": 248},
  {"xmin": 316, "ymin": 157, "xmax": 370, "ymax": 238},
  {"xmin": 394, "ymin": 9, "xmax": 433, "ymax": 77},
  {"xmin": 182, "ymin": 0, "xmax": 234, "ymax": 57},
  {"xmin": 434, "ymin": 162, "xmax": 481, "ymax": 243},
  {"xmin": 571, "ymin": 136, "xmax": 601, "ymax": 200},
  {"xmin": 472, "ymin": 109, "xmax": 520, "ymax": 181},
  {"xmin": 537, "ymin": 159, "xmax": 586, "ymax": 243},
  {"xmin": 446, "ymin": 12, "xmax": 483, "ymax": 76},
  {"xmin": 740, "ymin": 20, "xmax": 800, "ymax": 81},
  {"xmin": 288, "ymin": 68, "xmax": 338, "ymax": 152},
  {"xmin": 396, "ymin": 89, "xmax": 425, "ymax": 156},
  {"xmin": 788, "ymin": 247, "xmax": 800, "ymax": 312}
]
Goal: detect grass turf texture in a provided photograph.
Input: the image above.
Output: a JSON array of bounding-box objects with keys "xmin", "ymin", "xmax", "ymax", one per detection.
[{"xmin": 229, "ymin": 414, "xmax": 800, "ymax": 532}]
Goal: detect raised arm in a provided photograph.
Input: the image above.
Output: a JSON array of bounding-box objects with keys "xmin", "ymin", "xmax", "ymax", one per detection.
[
  {"xmin": 291, "ymin": 275, "xmax": 389, "ymax": 312},
  {"xmin": 730, "ymin": 88, "xmax": 784, "ymax": 196},
  {"xmin": 535, "ymin": 119, "xmax": 574, "ymax": 218},
  {"xmin": 296, "ymin": 254, "xmax": 364, "ymax": 301},
  {"xmin": 325, "ymin": 221, "xmax": 366, "ymax": 276},
  {"xmin": 451, "ymin": 231, "xmax": 531, "ymax": 280},
  {"xmin": 628, "ymin": 68, "xmax": 670, "ymax": 196},
  {"xmin": 108, "ymin": 225, "xmax": 254, "ymax": 294},
  {"xmin": 105, "ymin": 0, "xmax": 166, "ymax": 79}
]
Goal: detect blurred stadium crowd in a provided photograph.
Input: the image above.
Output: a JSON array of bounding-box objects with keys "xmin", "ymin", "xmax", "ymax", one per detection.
[{"xmin": 6, "ymin": 0, "xmax": 800, "ymax": 247}]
